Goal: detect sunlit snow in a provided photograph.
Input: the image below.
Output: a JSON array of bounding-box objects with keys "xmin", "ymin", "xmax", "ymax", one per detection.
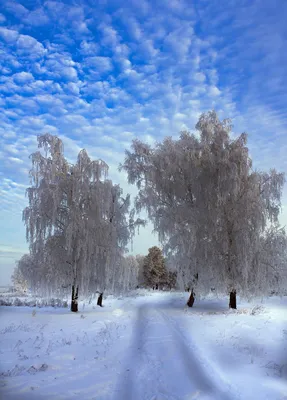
[{"xmin": 0, "ymin": 290, "xmax": 286, "ymax": 400}]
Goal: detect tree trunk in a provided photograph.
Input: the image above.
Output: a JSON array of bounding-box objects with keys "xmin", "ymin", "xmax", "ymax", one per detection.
[
  {"xmin": 71, "ymin": 285, "xmax": 78, "ymax": 312},
  {"xmin": 229, "ymin": 289, "xmax": 236, "ymax": 309},
  {"xmin": 97, "ymin": 293, "xmax": 103, "ymax": 307},
  {"xmin": 155, "ymin": 283, "xmax": 158, "ymax": 290},
  {"xmin": 187, "ymin": 291, "xmax": 195, "ymax": 307}
]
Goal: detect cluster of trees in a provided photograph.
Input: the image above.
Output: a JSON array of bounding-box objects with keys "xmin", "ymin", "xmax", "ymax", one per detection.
[
  {"xmin": 120, "ymin": 111, "xmax": 287, "ymax": 308},
  {"xmin": 13, "ymin": 111, "xmax": 287, "ymax": 311},
  {"xmin": 15, "ymin": 134, "xmax": 145, "ymax": 311},
  {"xmin": 12, "ymin": 251, "xmax": 143, "ymax": 300}
]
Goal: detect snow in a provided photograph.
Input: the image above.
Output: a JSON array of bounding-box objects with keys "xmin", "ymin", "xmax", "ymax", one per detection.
[{"xmin": 0, "ymin": 291, "xmax": 287, "ymax": 400}]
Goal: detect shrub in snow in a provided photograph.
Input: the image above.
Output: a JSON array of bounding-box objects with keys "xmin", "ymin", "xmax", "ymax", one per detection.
[
  {"xmin": 0, "ymin": 298, "xmax": 11, "ymax": 306},
  {"xmin": 264, "ymin": 361, "xmax": 287, "ymax": 378},
  {"xmin": 250, "ymin": 305, "xmax": 266, "ymax": 315},
  {"xmin": 39, "ymin": 363, "xmax": 48, "ymax": 372},
  {"xmin": 1, "ymin": 365, "xmax": 26, "ymax": 377},
  {"xmin": 13, "ymin": 298, "xmax": 22, "ymax": 306},
  {"xmin": 0, "ymin": 297, "xmax": 68, "ymax": 308}
]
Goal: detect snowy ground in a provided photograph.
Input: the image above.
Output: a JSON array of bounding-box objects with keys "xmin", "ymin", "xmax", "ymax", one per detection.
[{"xmin": 0, "ymin": 291, "xmax": 287, "ymax": 400}]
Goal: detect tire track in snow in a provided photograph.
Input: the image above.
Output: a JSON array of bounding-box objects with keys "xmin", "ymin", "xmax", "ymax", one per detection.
[
  {"xmin": 114, "ymin": 304, "xmax": 179, "ymax": 400},
  {"xmin": 115, "ymin": 302, "xmax": 240, "ymax": 400},
  {"xmin": 157, "ymin": 308, "xmax": 240, "ymax": 400}
]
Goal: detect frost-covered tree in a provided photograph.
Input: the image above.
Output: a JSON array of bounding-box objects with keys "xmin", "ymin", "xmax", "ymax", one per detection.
[
  {"xmin": 11, "ymin": 259, "xmax": 29, "ymax": 293},
  {"xmin": 165, "ymin": 270, "xmax": 177, "ymax": 290},
  {"xmin": 143, "ymin": 246, "xmax": 167, "ymax": 289},
  {"xmin": 136, "ymin": 254, "xmax": 146, "ymax": 287},
  {"xmin": 124, "ymin": 255, "xmax": 140, "ymax": 290},
  {"xmin": 23, "ymin": 134, "xmax": 144, "ymax": 311},
  {"xmin": 120, "ymin": 111, "xmax": 285, "ymax": 308},
  {"xmin": 253, "ymin": 225, "xmax": 287, "ymax": 296},
  {"xmin": 15, "ymin": 236, "xmax": 73, "ymax": 298},
  {"xmin": 13, "ymin": 253, "xmax": 45, "ymax": 294}
]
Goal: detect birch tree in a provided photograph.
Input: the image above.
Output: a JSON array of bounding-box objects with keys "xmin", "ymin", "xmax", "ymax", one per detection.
[
  {"xmin": 252, "ymin": 225, "xmax": 287, "ymax": 296},
  {"xmin": 136, "ymin": 254, "xmax": 146, "ymax": 287},
  {"xmin": 13, "ymin": 252, "xmax": 45, "ymax": 295},
  {"xmin": 11, "ymin": 260, "xmax": 29, "ymax": 293},
  {"xmin": 120, "ymin": 111, "xmax": 285, "ymax": 308},
  {"xmin": 23, "ymin": 134, "xmax": 144, "ymax": 311}
]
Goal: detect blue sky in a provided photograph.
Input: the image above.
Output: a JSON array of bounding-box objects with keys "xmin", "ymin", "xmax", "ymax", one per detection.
[{"xmin": 0, "ymin": 0, "xmax": 287, "ymax": 285}]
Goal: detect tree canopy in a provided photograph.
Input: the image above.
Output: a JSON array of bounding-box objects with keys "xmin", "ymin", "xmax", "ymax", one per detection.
[
  {"xmin": 21, "ymin": 133, "xmax": 145, "ymax": 308},
  {"xmin": 120, "ymin": 111, "xmax": 286, "ymax": 299}
]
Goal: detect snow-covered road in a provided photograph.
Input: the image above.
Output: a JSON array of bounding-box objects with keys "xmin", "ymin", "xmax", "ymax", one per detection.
[
  {"xmin": 115, "ymin": 302, "xmax": 238, "ymax": 400},
  {"xmin": 0, "ymin": 292, "xmax": 287, "ymax": 400}
]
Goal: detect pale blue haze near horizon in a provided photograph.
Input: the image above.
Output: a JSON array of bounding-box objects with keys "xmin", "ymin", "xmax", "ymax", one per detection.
[{"xmin": 0, "ymin": 0, "xmax": 287, "ymax": 285}]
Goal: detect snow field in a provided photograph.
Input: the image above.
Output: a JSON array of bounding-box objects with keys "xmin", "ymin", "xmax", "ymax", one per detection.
[{"xmin": 0, "ymin": 291, "xmax": 286, "ymax": 400}]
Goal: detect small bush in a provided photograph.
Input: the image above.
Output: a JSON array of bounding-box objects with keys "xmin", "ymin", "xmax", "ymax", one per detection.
[
  {"xmin": 250, "ymin": 305, "xmax": 266, "ymax": 315},
  {"xmin": 0, "ymin": 297, "xmax": 68, "ymax": 308},
  {"xmin": 13, "ymin": 298, "xmax": 22, "ymax": 306}
]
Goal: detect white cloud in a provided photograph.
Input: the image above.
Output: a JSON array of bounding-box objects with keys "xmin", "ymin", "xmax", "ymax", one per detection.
[
  {"xmin": 43, "ymin": 54, "xmax": 79, "ymax": 81},
  {"xmin": 23, "ymin": 7, "xmax": 50, "ymax": 26},
  {"xmin": 126, "ymin": 16, "xmax": 142, "ymax": 41},
  {"xmin": 100, "ymin": 23, "xmax": 119, "ymax": 48},
  {"xmin": 0, "ymin": 27, "xmax": 19, "ymax": 42},
  {"xmin": 12, "ymin": 72, "xmax": 34, "ymax": 84},
  {"xmin": 209, "ymin": 86, "xmax": 221, "ymax": 97},
  {"xmin": 67, "ymin": 6, "xmax": 84, "ymax": 20},
  {"xmin": 194, "ymin": 72, "xmax": 206, "ymax": 82},
  {"xmin": 138, "ymin": 39, "xmax": 158, "ymax": 59},
  {"xmin": 163, "ymin": 25, "xmax": 194, "ymax": 60},
  {"xmin": 17, "ymin": 34, "xmax": 46, "ymax": 58},
  {"xmin": 6, "ymin": 95, "xmax": 39, "ymax": 112},
  {"xmin": 8, "ymin": 157, "xmax": 24, "ymax": 164},
  {"xmin": 65, "ymin": 82, "xmax": 81, "ymax": 96},
  {"xmin": 19, "ymin": 116, "xmax": 46, "ymax": 130},
  {"xmin": 61, "ymin": 67, "xmax": 78, "ymax": 80},
  {"xmin": 85, "ymin": 56, "xmax": 113, "ymax": 72},
  {"xmin": 76, "ymin": 21, "xmax": 90, "ymax": 34},
  {"xmin": 63, "ymin": 114, "xmax": 89, "ymax": 127},
  {"xmin": 79, "ymin": 40, "xmax": 99, "ymax": 55},
  {"xmin": 4, "ymin": 1, "xmax": 28, "ymax": 18},
  {"xmin": 44, "ymin": 1, "xmax": 65, "ymax": 17}
]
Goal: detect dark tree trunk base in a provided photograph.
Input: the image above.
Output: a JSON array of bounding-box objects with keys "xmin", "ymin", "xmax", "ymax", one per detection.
[
  {"xmin": 155, "ymin": 284, "xmax": 158, "ymax": 290},
  {"xmin": 97, "ymin": 293, "xmax": 103, "ymax": 307},
  {"xmin": 71, "ymin": 285, "xmax": 78, "ymax": 312},
  {"xmin": 187, "ymin": 292, "xmax": 195, "ymax": 307},
  {"xmin": 229, "ymin": 290, "xmax": 237, "ymax": 309}
]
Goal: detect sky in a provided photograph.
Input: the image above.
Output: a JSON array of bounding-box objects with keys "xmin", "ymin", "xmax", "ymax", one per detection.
[{"xmin": 0, "ymin": 0, "xmax": 287, "ymax": 285}]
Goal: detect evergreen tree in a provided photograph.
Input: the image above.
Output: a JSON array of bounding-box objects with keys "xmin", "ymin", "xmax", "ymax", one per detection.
[{"xmin": 143, "ymin": 246, "xmax": 168, "ymax": 289}]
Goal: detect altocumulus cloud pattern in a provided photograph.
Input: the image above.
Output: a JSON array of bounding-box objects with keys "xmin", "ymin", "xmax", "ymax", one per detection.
[{"xmin": 0, "ymin": 0, "xmax": 287, "ymax": 284}]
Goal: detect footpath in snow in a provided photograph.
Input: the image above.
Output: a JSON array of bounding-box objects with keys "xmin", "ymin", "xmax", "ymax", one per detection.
[{"xmin": 0, "ymin": 291, "xmax": 287, "ymax": 400}]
